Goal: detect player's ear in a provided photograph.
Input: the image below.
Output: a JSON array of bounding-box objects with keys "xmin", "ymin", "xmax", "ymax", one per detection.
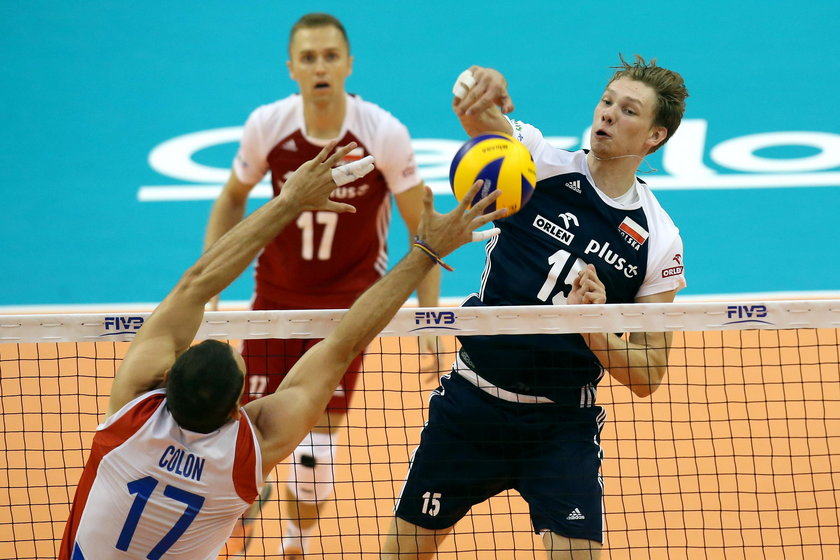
[
  {"xmin": 647, "ymin": 125, "xmax": 667, "ymax": 150},
  {"xmin": 286, "ymin": 59, "xmax": 295, "ymax": 81}
]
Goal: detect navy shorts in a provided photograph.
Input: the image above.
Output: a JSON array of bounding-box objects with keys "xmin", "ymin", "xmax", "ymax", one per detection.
[{"xmin": 394, "ymin": 371, "xmax": 605, "ymax": 542}]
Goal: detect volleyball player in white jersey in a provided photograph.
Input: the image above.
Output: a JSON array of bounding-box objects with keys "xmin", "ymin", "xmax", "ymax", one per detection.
[
  {"xmin": 203, "ymin": 14, "xmax": 439, "ymax": 555},
  {"xmin": 59, "ymin": 141, "xmax": 505, "ymax": 560},
  {"xmin": 382, "ymin": 56, "xmax": 689, "ymax": 559}
]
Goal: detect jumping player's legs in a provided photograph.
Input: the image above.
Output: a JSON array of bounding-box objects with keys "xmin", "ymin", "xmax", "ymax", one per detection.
[
  {"xmin": 516, "ymin": 404, "xmax": 605, "ymax": 559},
  {"xmin": 381, "ymin": 517, "xmax": 452, "ymax": 560},
  {"xmin": 383, "ymin": 372, "xmax": 517, "ymax": 557},
  {"xmin": 542, "ymin": 531, "xmax": 602, "ymax": 560}
]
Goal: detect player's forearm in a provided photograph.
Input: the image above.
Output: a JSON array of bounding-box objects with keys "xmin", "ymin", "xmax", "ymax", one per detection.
[
  {"xmin": 458, "ymin": 106, "xmax": 513, "ymax": 138},
  {"xmin": 277, "ymin": 248, "xmax": 437, "ymax": 428},
  {"xmin": 583, "ymin": 332, "xmax": 669, "ymax": 397},
  {"xmin": 415, "ymin": 266, "xmax": 440, "ymax": 307},
  {"xmin": 332, "ymin": 248, "xmax": 436, "ymax": 359},
  {"xmin": 184, "ymin": 192, "xmax": 303, "ymax": 304}
]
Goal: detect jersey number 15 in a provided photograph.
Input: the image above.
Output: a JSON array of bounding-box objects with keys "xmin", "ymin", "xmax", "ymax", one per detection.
[{"xmin": 537, "ymin": 249, "xmax": 586, "ymax": 304}]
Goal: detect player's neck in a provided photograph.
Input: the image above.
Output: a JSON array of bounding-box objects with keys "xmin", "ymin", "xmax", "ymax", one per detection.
[
  {"xmin": 586, "ymin": 150, "xmax": 641, "ymax": 198},
  {"xmin": 302, "ymin": 93, "xmax": 347, "ymax": 140}
]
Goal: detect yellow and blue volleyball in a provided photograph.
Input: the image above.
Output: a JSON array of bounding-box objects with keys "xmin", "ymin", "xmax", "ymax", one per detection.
[{"xmin": 449, "ymin": 132, "xmax": 537, "ymax": 215}]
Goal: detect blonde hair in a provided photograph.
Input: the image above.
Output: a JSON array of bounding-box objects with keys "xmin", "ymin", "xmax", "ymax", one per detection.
[{"xmin": 610, "ymin": 54, "xmax": 689, "ymax": 153}]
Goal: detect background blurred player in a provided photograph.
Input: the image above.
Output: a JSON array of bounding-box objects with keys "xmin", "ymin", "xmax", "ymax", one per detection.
[
  {"xmin": 381, "ymin": 56, "xmax": 689, "ymax": 559},
  {"xmin": 202, "ymin": 12, "xmax": 440, "ymax": 557},
  {"xmin": 62, "ymin": 141, "xmax": 503, "ymax": 560}
]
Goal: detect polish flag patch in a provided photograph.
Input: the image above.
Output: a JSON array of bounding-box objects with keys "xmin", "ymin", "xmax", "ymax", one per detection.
[{"xmin": 618, "ymin": 216, "xmax": 649, "ymax": 245}]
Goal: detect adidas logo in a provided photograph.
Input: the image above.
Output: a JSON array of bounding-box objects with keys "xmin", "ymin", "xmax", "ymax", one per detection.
[
  {"xmin": 282, "ymin": 139, "xmax": 298, "ymax": 152},
  {"xmin": 565, "ymin": 180, "xmax": 581, "ymax": 193},
  {"xmin": 566, "ymin": 508, "xmax": 585, "ymax": 521}
]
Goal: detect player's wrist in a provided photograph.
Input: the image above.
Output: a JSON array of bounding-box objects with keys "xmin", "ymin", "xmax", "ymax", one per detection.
[{"xmin": 411, "ymin": 237, "xmax": 454, "ymax": 272}]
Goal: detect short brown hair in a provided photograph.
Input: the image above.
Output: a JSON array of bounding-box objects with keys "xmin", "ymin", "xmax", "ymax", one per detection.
[
  {"xmin": 288, "ymin": 13, "xmax": 350, "ymax": 54},
  {"xmin": 609, "ymin": 54, "xmax": 689, "ymax": 153},
  {"xmin": 166, "ymin": 340, "xmax": 244, "ymax": 433}
]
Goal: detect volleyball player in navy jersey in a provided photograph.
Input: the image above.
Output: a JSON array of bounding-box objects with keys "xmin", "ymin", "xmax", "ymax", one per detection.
[{"xmin": 381, "ymin": 56, "xmax": 689, "ymax": 559}]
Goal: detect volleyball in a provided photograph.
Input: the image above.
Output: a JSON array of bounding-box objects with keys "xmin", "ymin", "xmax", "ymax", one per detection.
[{"xmin": 449, "ymin": 133, "xmax": 537, "ymax": 215}]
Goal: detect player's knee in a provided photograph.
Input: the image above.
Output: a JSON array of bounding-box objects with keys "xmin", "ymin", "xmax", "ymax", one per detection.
[{"xmin": 287, "ymin": 431, "xmax": 336, "ymax": 503}]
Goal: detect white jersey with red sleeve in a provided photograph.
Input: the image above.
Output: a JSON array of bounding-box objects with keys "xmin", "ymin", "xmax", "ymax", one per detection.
[
  {"xmin": 59, "ymin": 389, "xmax": 263, "ymax": 560},
  {"xmin": 233, "ymin": 93, "xmax": 422, "ymax": 309}
]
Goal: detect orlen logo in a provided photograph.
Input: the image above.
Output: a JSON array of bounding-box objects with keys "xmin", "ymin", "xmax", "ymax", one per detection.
[
  {"xmin": 412, "ymin": 311, "xmax": 459, "ymax": 332},
  {"xmin": 724, "ymin": 305, "xmax": 772, "ymax": 325},
  {"xmin": 102, "ymin": 316, "xmax": 145, "ymax": 336},
  {"xmin": 662, "ymin": 253, "xmax": 684, "ymax": 278}
]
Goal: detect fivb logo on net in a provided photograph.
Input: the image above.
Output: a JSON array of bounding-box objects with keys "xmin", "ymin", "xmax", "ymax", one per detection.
[
  {"xmin": 137, "ymin": 120, "xmax": 840, "ymax": 201},
  {"xmin": 103, "ymin": 316, "xmax": 145, "ymax": 336},
  {"xmin": 724, "ymin": 304, "xmax": 772, "ymax": 326},
  {"xmin": 412, "ymin": 310, "xmax": 459, "ymax": 332}
]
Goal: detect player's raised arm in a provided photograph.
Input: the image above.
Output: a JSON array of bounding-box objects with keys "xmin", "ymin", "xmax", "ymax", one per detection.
[
  {"xmin": 246, "ymin": 182, "xmax": 507, "ymax": 472},
  {"xmin": 202, "ymin": 171, "xmax": 258, "ymax": 310},
  {"xmin": 107, "ymin": 142, "xmax": 365, "ymax": 417},
  {"xmin": 452, "ymin": 66, "xmax": 515, "ymax": 137}
]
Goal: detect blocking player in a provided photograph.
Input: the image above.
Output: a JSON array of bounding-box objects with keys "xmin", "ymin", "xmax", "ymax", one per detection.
[
  {"xmin": 202, "ymin": 12, "xmax": 440, "ymax": 557},
  {"xmin": 60, "ymin": 141, "xmax": 504, "ymax": 560},
  {"xmin": 381, "ymin": 56, "xmax": 689, "ymax": 559}
]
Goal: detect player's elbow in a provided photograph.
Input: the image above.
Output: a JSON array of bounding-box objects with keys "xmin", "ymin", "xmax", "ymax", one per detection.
[
  {"xmin": 630, "ymin": 365, "xmax": 667, "ymax": 398},
  {"xmin": 173, "ymin": 263, "xmax": 214, "ymax": 304}
]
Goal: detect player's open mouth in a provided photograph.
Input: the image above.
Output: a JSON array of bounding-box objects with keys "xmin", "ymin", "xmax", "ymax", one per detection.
[
  {"xmin": 595, "ymin": 129, "xmax": 611, "ymax": 138},
  {"xmin": 315, "ymin": 82, "xmax": 329, "ymax": 89}
]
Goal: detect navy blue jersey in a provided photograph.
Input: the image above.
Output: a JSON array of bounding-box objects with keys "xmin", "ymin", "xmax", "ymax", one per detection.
[{"xmin": 458, "ymin": 121, "xmax": 685, "ymax": 405}]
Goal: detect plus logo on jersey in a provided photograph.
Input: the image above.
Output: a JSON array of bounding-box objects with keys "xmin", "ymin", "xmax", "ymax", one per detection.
[
  {"xmin": 533, "ymin": 212, "xmax": 578, "ymax": 245},
  {"xmin": 618, "ymin": 216, "xmax": 649, "ymax": 250},
  {"xmin": 584, "ymin": 240, "xmax": 639, "ymax": 278}
]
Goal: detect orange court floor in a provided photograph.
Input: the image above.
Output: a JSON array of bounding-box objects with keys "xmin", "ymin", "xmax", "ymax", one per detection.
[{"xmin": 1, "ymin": 331, "xmax": 839, "ymax": 559}]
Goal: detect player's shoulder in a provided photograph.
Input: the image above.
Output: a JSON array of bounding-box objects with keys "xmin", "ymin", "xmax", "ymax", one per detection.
[
  {"xmin": 247, "ymin": 94, "xmax": 301, "ymax": 124},
  {"xmin": 347, "ymin": 93, "xmax": 407, "ymax": 130},
  {"xmin": 100, "ymin": 389, "xmax": 166, "ymax": 430},
  {"xmin": 636, "ymin": 179, "xmax": 680, "ymax": 238},
  {"xmin": 533, "ymin": 145, "xmax": 587, "ymax": 181}
]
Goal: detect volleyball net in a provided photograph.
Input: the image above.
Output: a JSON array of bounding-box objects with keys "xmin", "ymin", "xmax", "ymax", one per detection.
[{"xmin": 1, "ymin": 301, "xmax": 839, "ymax": 559}]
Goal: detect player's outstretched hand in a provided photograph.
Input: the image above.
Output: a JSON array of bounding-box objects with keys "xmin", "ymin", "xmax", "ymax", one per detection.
[
  {"xmin": 453, "ymin": 66, "xmax": 515, "ymax": 116},
  {"xmin": 416, "ymin": 180, "xmax": 506, "ymax": 260},
  {"xmin": 279, "ymin": 141, "xmax": 371, "ymax": 214},
  {"xmin": 568, "ymin": 264, "xmax": 607, "ymax": 305}
]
